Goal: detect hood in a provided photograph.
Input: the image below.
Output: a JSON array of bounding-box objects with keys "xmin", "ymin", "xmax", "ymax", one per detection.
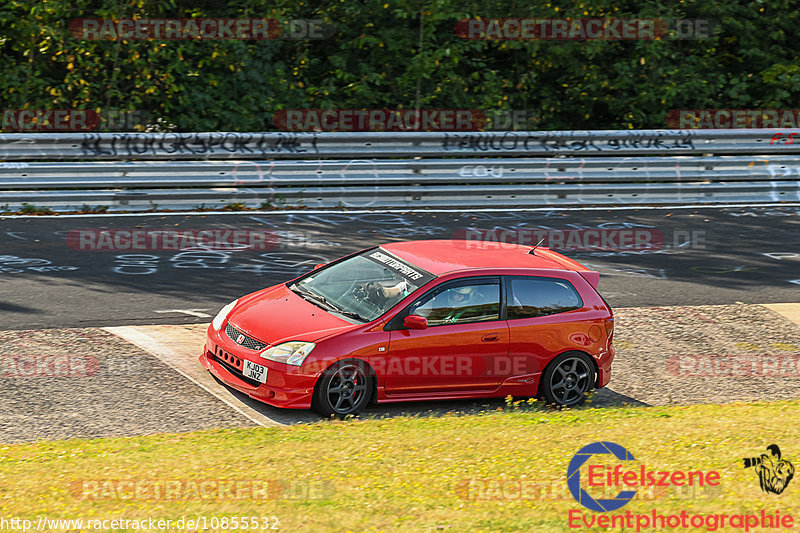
[{"xmin": 226, "ymin": 284, "xmax": 355, "ymax": 346}]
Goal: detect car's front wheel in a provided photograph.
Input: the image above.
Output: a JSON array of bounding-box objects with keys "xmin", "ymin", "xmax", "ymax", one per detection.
[
  {"xmin": 540, "ymin": 352, "xmax": 595, "ymax": 407},
  {"xmin": 312, "ymin": 360, "xmax": 372, "ymax": 418}
]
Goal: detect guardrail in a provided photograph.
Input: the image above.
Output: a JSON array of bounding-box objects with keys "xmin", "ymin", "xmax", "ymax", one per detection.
[
  {"xmin": 1, "ymin": 129, "xmax": 799, "ymax": 211},
  {"xmin": 1, "ymin": 129, "xmax": 799, "ymax": 160}
]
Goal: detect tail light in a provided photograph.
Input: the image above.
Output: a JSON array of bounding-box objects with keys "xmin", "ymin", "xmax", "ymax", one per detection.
[{"xmin": 604, "ymin": 318, "xmax": 614, "ymax": 337}]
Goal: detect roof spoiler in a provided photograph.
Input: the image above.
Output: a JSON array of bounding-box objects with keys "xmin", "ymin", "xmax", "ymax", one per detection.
[{"xmin": 529, "ymin": 246, "xmax": 600, "ymax": 289}]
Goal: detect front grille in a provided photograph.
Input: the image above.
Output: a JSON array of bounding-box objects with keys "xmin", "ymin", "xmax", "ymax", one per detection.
[
  {"xmin": 225, "ymin": 323, "xmax": 267, "ymax": 351},
  {"xmin": 210, "ymin": 349, "xmax": 262, "ymax": 387}
]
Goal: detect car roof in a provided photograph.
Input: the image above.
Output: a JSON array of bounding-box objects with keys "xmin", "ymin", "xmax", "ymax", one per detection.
[{"xmin": 381, "ymin": 239, "xmax": 585, "ymax": 276}]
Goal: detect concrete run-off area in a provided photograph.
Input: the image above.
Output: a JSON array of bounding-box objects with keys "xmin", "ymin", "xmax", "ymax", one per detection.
[{"xmin": 1, "ymin": 303, "xmax": 799, "ymax": 444}]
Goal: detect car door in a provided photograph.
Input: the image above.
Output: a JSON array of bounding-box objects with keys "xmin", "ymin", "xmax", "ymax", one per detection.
[
  {"xmin": 505, "ymin": 275, "xmax": 587, "ymax": 378},
  {"xmin": 384, "ymin": 277, "xmax": 509, "ymax": 395}
]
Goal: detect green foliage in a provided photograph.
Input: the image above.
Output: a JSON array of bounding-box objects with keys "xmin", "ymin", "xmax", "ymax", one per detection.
[
  {"xmin": 16, "ymin": 203, "xmax": 53, "ymax": 214},
  {"xmin": 1, "ymin": 0, "xmax": 797, "ymax": 131}
]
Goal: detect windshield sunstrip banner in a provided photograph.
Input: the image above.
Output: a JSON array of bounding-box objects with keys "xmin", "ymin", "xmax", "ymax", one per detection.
[{"xmin": 364, "ymin": 249, "xmax": 435, "ymax": 285}]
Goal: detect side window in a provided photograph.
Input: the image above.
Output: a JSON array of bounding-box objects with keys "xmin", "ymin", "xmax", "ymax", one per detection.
[
  {"xmin": 507, "ymin": 277, "xmax": 582, "ymax": 319},
  {"xmin": 408, "ymin": 280, "xmax": 500, "ymax": 326}
]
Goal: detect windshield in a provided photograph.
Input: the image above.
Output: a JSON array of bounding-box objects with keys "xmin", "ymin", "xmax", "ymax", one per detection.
[{"xmin": 290, "ymin": 248, "xmax": 435, "ymax": 322}]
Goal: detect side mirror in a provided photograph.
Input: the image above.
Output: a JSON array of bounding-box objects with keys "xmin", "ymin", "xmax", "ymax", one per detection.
[
  {"xmin": 403, "ymin": 314, "xmax": 428, "ymax": 330},
  {"xmin": 313, "ymin": 263, "xmax": 325, "ymax": 270}
]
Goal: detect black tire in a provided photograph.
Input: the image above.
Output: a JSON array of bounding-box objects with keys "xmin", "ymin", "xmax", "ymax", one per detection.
[
  {"xmin": 540, "ymin": 352, "xmax": 595, "ymax": 407},
  {"xmin": 312, "ymin": 360, "xmax": 373, "ymax": 418}
]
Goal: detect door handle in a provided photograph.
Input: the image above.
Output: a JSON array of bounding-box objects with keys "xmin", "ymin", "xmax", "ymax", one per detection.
[{"xmin": 482, "ymin": 333, "xmax": 500, "ymax": 342}]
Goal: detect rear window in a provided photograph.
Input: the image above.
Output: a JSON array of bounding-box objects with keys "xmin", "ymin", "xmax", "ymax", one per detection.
[{"xmin": 507, "ymin": 276, "xmax": 583, "ymax": 319}]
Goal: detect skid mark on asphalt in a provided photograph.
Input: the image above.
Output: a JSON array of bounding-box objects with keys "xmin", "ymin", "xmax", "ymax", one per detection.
[{"xmin": 104, "ymin": 325, "xmax": 318, "ymax": 427}]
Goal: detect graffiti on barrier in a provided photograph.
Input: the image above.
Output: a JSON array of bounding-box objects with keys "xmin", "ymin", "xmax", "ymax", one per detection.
[{"xmin": 80, "ymin": 132, "xmax": 319, "ymax": 157}]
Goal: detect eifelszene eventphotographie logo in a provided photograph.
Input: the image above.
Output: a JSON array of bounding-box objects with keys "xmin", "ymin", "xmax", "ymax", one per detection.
[
  {"xmin": 566, "ymin": 441, "xmax": 720, "ymax": 513},
  {"xmin": 743, "ymin": 444, "xmax": 794, "ymax": 495},
  {"xmin": 567, "ymin": 441, "xmax": 638, "ymax": 512}
]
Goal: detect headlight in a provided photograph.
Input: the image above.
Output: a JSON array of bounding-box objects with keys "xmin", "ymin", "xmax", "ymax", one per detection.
[
  {"xmin": 260, "ymin": 341, "xmax": 316, "ymax": 366},
  {"xmin": 211, "ymin": 299, "xmax": 238, "ymax": 331}
]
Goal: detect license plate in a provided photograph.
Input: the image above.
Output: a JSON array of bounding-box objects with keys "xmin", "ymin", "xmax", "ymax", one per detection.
[{"xmin": 242, "ymin": 360, "xmax": 268, "ymax": 384}]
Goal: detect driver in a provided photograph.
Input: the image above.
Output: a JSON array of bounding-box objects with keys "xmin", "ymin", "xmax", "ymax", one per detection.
[
  {"xmin": 442, "ymin": 286, "xmax": 477, "ymax": 323},
  {"xmin": 355, "ymin": 279, "xmax": 411, "ymax": 307},
  {"xmin": 378, "ymin": 279, "xmax": 410, "ymax": 299},
  {"xmin": 447, "ymin": 286, "xmax": 473, "ymax": 306},
  {"xmin": 374, "ymin": 279, "xmax": 413, "ymax": 307},
  {"xmin": 418, "ymin": 286, "xmax": 482, "ymax": 324}
]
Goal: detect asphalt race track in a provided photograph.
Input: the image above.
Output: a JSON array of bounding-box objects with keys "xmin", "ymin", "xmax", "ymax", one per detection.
[
  {"xmin": 1, "ymin": 205, "xmax": 800, "ymax": 330},
  {"xmin": 2, "ymin": 205, "xmax": 800, "ymax": 442}
]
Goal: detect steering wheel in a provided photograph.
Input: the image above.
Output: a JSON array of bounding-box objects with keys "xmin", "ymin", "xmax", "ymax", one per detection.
[
  {"xmin": 352, "ymin": 282, "xmax": 385, "ymax": 306},
  {"xmin": 351, "ymin": 283, "xmax": 367, "ymax": 301}
]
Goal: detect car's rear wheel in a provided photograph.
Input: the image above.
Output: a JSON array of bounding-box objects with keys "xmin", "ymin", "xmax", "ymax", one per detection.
[
  {"xmin": 540, "ymin": 352, "xmax": 595, "ymax": 407},
  {"xmin": 312, "ymin": 360, "xmax": 372, "ymax": 418}
]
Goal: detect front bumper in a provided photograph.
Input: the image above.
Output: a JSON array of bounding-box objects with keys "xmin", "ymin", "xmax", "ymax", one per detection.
[{"xmin": 199, "ymin": 324, "xmax": 318, "ymax": 409}]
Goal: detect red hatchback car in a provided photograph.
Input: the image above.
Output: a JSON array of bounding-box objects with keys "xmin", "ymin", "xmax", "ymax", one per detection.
[{"xmin": 200, "ymin": 240, "xmax": 614, "ymax": 417}]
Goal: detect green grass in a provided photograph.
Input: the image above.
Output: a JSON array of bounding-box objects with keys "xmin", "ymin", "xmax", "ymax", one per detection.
[{"xmin": 1, "ymin": 400, "xmax": 799, "ymax": 532}]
